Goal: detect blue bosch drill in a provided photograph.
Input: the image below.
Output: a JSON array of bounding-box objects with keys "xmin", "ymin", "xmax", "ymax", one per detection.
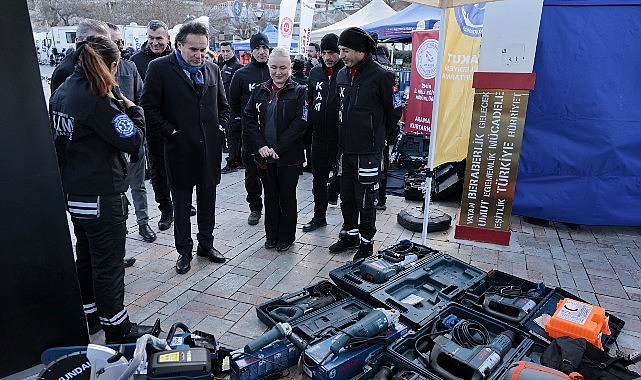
[
  {"xmin": 330, "ymin": 308, "xmax": 400, "ymax": 355},
  {"xmin": 429, "ymin": 329, "xmax": 516, "ymax": 380}
]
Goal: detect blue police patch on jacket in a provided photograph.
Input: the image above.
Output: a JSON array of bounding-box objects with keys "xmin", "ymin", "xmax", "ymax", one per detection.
[{"xmin": 112, "ymin": 113, "xmax": 136, "ymax": 138}]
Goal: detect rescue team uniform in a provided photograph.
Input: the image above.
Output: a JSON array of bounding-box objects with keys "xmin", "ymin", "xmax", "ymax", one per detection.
[
  {"xmin": 243, "ymin": 78, "xmax": 308, "ymax": 247},
  {"xmin": 336, "ymin": 55, "xmax": 401, "ymax": 245},
  {"xmin": 307, "ymin": 58, "xmax": 344, "ymax": 223},
  {"xmin": 49, "ymin": 66, "xmax": 145, "ymax": 337},
  {"xmin": 229, "ymin": 56, "xmax": 270, "ymax": 214},
  {"xmin": 220, "ymin": 55, "xmax": 243, "ymax": 162}
]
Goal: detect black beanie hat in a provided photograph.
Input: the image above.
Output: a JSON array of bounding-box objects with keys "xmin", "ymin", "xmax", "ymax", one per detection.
[
  {"xmin": 250, "ymin": 33, "xmax": 269, "ymax": 50},
  {"xmin": 338, "ymin": 27, "xmax": 375, "ymax": 53},
  {"xmin": 320, "ymin": 33, "xmax": 339, "ymax": 53},
  {"xmin": 292, "ymin": 58, "xmax": 305, "ymax": 71}
]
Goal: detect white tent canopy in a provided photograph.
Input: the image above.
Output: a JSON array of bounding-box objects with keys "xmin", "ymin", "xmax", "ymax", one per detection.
[{"xmin": 310, "ymin": 0, "xmax": 396, "ymax": 42}]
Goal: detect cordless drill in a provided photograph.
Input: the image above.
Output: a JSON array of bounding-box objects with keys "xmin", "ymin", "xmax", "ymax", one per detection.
[
  {"xmin": 429, "ymin": 330, "xmax": 516, "ymax": 380},
  {"xmin": 330, "ymin": 308, "xmax": 400, "ymax": 356}
]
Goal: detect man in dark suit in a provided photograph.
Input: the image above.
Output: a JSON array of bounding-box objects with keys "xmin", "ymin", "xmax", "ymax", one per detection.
[{"xmin": 140, "ymin": 21, "xmax": 230, "ymax": 274}]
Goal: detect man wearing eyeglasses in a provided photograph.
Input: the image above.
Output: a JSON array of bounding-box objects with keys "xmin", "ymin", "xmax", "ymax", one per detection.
[{"xmin": 107, "ymin": 23, "xmax": 156, "ymax": 251}]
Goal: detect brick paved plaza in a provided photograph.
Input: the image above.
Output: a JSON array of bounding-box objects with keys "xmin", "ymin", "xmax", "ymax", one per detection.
[{"xmin": 96, "ymin": 168, "xmax": 641, "ymax": 374}]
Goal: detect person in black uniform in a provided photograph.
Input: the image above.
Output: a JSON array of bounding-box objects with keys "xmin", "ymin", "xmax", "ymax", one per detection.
[
  {"xmin": 230, "ymin": 33, "xmax": 271, "ymax": 226},
  {"xmin": 140, "ymin": 22, "xmax": 229, "ymax": 275},
  {"xmin": 302, "ymin": 33, "xmax": 344, "ymax": 233},
  {"xmin": 49, "ymin": 36, "xmax": 156, "ymax": 343},
  {"xmin": 328, "ymin": 27, "xmax": 402, "ymax": 261},
  {"xmin": 220, "ymin": 41, "xmax": 244, "ymax": 174},
  {"xmin": 243, "ymin": 47, "xmax": 308, "ymax": 252},
  {"xmin": 130, "ymin": 20, "xmax": 182, "ymax": 231}
]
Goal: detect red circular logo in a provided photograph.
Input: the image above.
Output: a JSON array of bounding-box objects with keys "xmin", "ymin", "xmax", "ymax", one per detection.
[{"xmin": 280, "ymin": 17, "xmax": 293, "ymax": 38}]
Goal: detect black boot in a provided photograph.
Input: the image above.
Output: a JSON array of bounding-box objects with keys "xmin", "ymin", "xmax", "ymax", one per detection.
[
  {"xmin": 302, "ymin": 217, "xmax": 327, "ymax": 232},
  {"xmin": 158, "ymin": 211, "xmax": 173, "ymax": 231},
  {"xmin": 353, "ymin": 240, "xmax": 374, "ymax": 261},
  {"xmin": 104, "ymin": 318, "xmax": 161, "ymax": 344},
  {"xmin": 328, "ymin": 234, "xmax": 360, "ymax": 253}
]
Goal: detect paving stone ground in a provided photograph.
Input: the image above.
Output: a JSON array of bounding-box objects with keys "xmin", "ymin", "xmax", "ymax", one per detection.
[
  {"xmin": 93, "ymin": 167, "xmax": 641, "ymax": 375},
  {"xmin": 21, "ymin": 67, "xmax": 639, "ymax": 378}
]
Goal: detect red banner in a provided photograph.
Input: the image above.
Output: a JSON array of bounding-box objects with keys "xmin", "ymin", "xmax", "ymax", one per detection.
[{"xmin": 404, "ymin": 30, "xmax": 439, "ymax": 135}]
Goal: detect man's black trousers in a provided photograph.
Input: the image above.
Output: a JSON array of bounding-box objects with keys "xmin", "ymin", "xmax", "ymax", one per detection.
[
  {"xmin": 171, "ymin": 184, "xmax": 217, "ymax": 255},
  {"xmin": 311, "ymin": 139, "xmax": 339, "ymax": 220},
  {"xmin": 147, "ymin": 134, "xmax": 173, "ymax": 214},
  {"xmin": 339, "ymin": 154, "xmax": 378, "ymax": 241},
  {"xmin": 241, "ymin": 148, "xmax": 263, "ymax": 212}
]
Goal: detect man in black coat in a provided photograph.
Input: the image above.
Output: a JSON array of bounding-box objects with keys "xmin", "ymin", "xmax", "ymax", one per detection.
[
  {"xmin": 302, "ymin": 33, "xmax": 343, "ymax": 233},
  {"xmin": 219, "ymin": 41, "xmax": 244, "ymax": 173},
  {"xmin": 130, "ymin": 20, "xmax": 179, "ymax": 231},
  {"xmin": 140, "ymin": 22, "xmax": 230, "ymax": 274},
  {"xmin": 229, "ymin": 33, "xmax": 271, "ymax": 226},
  {"xmin": 329, "ymin": 27, "xmax": 402, "ymax": 261}
]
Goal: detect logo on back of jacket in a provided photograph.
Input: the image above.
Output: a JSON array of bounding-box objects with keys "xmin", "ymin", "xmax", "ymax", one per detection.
[
  {"xmin": 51, "ymin": 110, "xmax": 74, "ymax": 139},
  {"xmin": 313, "ymin": 81, "xmax": 323, "ymax": 111}
]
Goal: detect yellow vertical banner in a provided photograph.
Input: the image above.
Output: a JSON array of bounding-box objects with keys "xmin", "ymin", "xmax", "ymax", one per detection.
[{"xmin": 433, "ymin": 6, "xmax": 484, "ymax": 168}]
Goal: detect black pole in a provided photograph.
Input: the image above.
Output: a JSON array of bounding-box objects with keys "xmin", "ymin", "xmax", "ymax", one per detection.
[{"xmin": 0, "ymin": 1, "xmax": 88, "ymax": 376}]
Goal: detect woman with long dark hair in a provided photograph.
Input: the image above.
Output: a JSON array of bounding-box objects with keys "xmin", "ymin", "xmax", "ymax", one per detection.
[{"xmin": 49, "ymin": 35, "xmax": 157, "ymax": 343}]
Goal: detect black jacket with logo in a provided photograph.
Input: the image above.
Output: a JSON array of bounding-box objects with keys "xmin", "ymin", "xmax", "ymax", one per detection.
[
  {"xmin": 220, "ymin": 56, "xmax": 243, "ymax": 100},
  {"xmin": 229, "ymin": 57, "xmax": 270, "ymax": 136},
  {"xmin": 307, "ymin": 59, "xmax": 344, "ymax": 142},
  {"xmin": 242, "ymin": 78, "xmax": 307, "ymax": 166},
  {"xmin": 336, "ymin": 56, "xmax": 400, "ymax": 155},
  {"xmin": 49, "ymin": 66, "xmax": 145, "ymax": 195}
]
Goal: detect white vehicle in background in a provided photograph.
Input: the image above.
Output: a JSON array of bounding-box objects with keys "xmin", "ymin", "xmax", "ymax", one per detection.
[
  {"xmin": 48, "ymin": 26, "xmax": 77, "ymax": 53},
  {"xmin": 33, "ymin": 31, "xmax": 50, "ymax": 64},
  {"xmin": 121, "ymin": 23, "xmax": 148, "ymax": 52}
]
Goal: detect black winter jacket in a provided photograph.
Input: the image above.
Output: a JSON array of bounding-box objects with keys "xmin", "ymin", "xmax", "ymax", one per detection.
[
  {"xmin": 140, "ymin": 53, "xmax": 230, "ymax": 190},
  {"xmin": 49, "ymin": 66, "xmax": 145, "ymax": 195},
  {"xmin": 336, "ymin": 56, "xmax": 401, "ymax": 155},
  {"xmin": 243, "ymin": 78, "xmax": 308, "ymax": 166},
  {"xmin": 229, "ymin": 57, "xmax": 270, "ymax": 135},
  {"xmin": 220, "ymin": 56, "xmax": 243, "ymax": 100},
  {"xmin": 307, "ymin": 59, "xmax": 344, "ymax": 142},
  {"xmin": 130, "ymin": 44, "xmax": 172, "ymax": 81}
]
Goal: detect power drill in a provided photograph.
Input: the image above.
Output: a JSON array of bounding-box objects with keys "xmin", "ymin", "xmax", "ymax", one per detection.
[
  {"xmin": 330, "ymin": 308, "xmax": 400, "ymax": 356},
  {"xmin": 268, "ymin": 294, "xmax": 336, "ymax": 322},
  {"xmin": 242, "ymin": 322, "xmax": 307, "ymax": 354},
  {"xmin": 360, "ymin": 253, "xmax": 419, "ymax": 284},
  {"xmin": 429, "ymin": 330, "xmax": 516, "ymax": 380}
]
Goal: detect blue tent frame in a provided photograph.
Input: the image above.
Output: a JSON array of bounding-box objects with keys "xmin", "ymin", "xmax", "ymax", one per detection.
[{"xmin": 362, "ymin": 4, "xmax": 441, "ymax": 42}]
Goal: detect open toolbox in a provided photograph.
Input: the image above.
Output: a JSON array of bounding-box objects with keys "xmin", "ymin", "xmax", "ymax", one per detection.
[
  {"xmin": 289, "ymin": 297, "xmax": 374, "ymax": 344},
  {"xmin": 329, "ymin": 240, "xmax": 441, "ymax": 301},
  {"xmin": 387, "ymin": 302, "xmax": 533, "ymax": 380},
  {"xmin": 356, "ymin": 351, "xmax": 440, "ymax": 380},
  {"xmin": 255, "ymin": 280, "xmax": 352, "ymax": 328},
  {"xmin": 370, "ymin": 254, "xmax": 486, "ymax": 329},
  {"xmin": 458, "ymin": 270, "xmax": 625, "ymax": 349}
]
